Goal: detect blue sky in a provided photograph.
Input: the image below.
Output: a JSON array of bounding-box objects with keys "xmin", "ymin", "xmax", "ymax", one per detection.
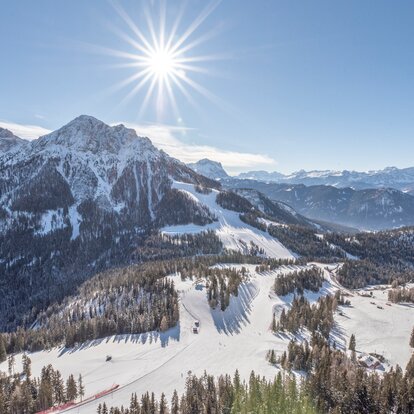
[{"xmin": 1, "ymin": 0, "xmax": 413, "ymax": 174}]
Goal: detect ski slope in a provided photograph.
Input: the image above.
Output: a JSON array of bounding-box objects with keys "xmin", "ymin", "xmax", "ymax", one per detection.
[
  {"xmin": 0, "ymin": 265, "xmax": 303, "ymax": 412},
  {"xmin": 2, "ymin": 264, "xmax": 413, "ymax": 412},
  {"xmin": 162, "ymin": 181, "xmax": 295, "ymax": 259}
]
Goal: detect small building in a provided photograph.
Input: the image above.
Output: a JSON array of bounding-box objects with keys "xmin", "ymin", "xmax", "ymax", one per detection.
[{"xmin": 357, "ymin": 353, "xmax": 383, "ymax": 370}]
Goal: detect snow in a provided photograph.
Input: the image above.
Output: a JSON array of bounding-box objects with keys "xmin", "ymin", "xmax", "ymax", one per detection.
[
  {"xmin": 335, "ymin": 285, "xmax": 414, "ymax": 368},
  {"xmin": 2, "ymin": 264, "xmax": 414, "ymax": 412},
  {"xmin": 0, "ymin": 265, "xmax": 296, "ymax": 412},
  {"xmin": 68, "ymin": 206, "xmax": 81, "ymax": 240},
  {"xmin": 162, "ymin": 181, "xmax": 295, "ymax": 260},
  {"xmin": 187, "ymin": 159, "xmax": 228, "ymax": 180}
]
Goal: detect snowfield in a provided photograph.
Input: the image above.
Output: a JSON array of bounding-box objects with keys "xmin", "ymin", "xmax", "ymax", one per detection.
[
  {"xmin": 162, "ymin": 181, "xmax": 295, "ymax": 259},
  {"xmin": 1, "ymin": 264, "xmax": 413, "ymax": 412},
  {"xmin": 0, "ymin": 265, "xmax": 301, "ymax": 412},
  {"xmin": 335, "ymin": 284, "xmax": 414, "ymax": 368}
]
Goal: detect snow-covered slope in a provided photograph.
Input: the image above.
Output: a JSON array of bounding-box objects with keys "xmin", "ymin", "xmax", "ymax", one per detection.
[
  {"xmin": 2, "ymin": 263, "xmax": 412, "ymax": 412},
  {"xmin": 0, "ymin": 264, "xmax": 310, "ymax": 412},
  {"xmin": 228, "ymin": 179, "xmax": 414, "ymax": 230},
  {"xmin": 0, "ymin": 115, "xmax": 219, "ymax": 330},
  {"xmin": 0, "ymin": 115, "xmax": 218, "ymax": 238},
  {"xmin": 162, "ymin": 181, "xmax": 295, "ymax": 259},
  {"xmin": 187, "ymin": 158, "xmax": 229, "ymax": 180},
  {"xmin": 0, "ymin": 127, "xmax": 27, "ymax": 154}
]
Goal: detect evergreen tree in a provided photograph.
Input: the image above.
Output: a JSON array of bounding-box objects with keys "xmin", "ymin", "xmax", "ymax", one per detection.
[
  {"xmin": 22, "ymin": 353, "xmax": 32, "ymax": 379},
  {"xmin": 410, "ymin": 327, "xmax": 414, "ymax": 348},
  {"xmin": 171, "ymin": 390, "xmax": 179, "ymax": 414},
  {"xmin": 78, "ymin": 374, "xmax": 85, "ymax": 402},
  {"xmin": 0, "ymin": 335, "xmax": 6, "ymax": 363},
  {"xmin": 66, "ymin": 374, "xmax": 78, "ymax": 401},
  {"xmin": 349, "ymin": 334, "xmax": 356, "ymax": 351}
]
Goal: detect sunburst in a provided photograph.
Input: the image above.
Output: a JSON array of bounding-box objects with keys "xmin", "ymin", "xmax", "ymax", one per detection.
[{"xmin": 102, "ymin": 0, "xmax": 224, "ymax": 119}]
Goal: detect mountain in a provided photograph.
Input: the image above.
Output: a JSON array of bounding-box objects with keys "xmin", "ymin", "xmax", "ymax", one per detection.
[
  {"xmin": 187, "ymin": 158, "xmax": 229, "ymax": 180},
  {"xmin": 236, "ymin": 167, "xmax": 414, "ymax": 194},
  {"xmin": 227, "ymin": 179, "xmax": 414, "ymax": 230},
  {"xmin": 1, "ymin": 115, "xmax": 218, "ymax": 232},
  {"xmin": 232, "ymin": 188, "xmax": 315, "ymax": 228},
  {"xmin": 237, "ymin": 170, "xmax": 284, "ymax": 182},
  {"xmin": 0, "ymin": 115, "xmax": 221, "ymax": 329},
  {"xmin": 0, "ymin": 127, "xmax": 27, "ymax": 153}
]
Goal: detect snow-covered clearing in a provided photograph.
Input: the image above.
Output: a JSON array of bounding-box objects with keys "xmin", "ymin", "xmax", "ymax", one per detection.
[
  {"xmin": 0, "ymin": 265, "xmax": 303, "ymax": 412},
  {"xmin": 162, "ymin": 181, "xmax": 295, "ymax": 259},
  {"xmin": 1, "ymin": 264, "xmax": 413, "ymax": 412},
  {"xmin": 335, "ymin": 285, "xmax": 414, "ymax": 368}
]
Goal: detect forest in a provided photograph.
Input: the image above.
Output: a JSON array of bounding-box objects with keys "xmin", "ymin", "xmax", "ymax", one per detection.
[
  {"xmin": 0, "ymin": 253, "xmax": 282, "ymax": 356},
  {"xmin": 274, "ymin": 267, "xmax": 324, "ymax": 296},
  {"xmin": 0, "ymin": 355, "xmax": 84, "ymax": 413},
  {"xmin": 98, "ymin": 370, "xmax": 317, "ymax": 414}
]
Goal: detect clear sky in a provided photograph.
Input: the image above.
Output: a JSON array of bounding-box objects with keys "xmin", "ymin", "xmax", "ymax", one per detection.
[{"xmin": 1, "ymin": 0, "xmax": 413, "ymax": 174}]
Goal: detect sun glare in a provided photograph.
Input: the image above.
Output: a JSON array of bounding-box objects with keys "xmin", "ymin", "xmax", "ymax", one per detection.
[
  {"xmin": 147, "ymin": 48, "xmax": 176, "ymax": 79},
  {"xmin": 102, "ymin": 0, "xmax": 223, "ymax": 119}
]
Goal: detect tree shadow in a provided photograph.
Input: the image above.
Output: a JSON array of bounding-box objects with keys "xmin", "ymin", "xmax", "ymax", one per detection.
[
  {"xmin": 210, "ymin": 281, "xmax": 258, "ymax": 335},
  {"xmin": 58, "ymin": 323, "xmax": 180, "ymax": 357}
]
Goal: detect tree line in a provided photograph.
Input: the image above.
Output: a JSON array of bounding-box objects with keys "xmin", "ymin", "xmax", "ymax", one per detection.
[
  {"xmin": 0, "ymin": 355, "xmax": 84, "ymax": 413},
  {"xmin": 98, "ymin": 370, "xmax": 317, "ymax": 414}
]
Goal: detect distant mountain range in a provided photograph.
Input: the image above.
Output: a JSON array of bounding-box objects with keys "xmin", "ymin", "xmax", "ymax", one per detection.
[
  {"xmin": 186, "ymin": 158, "xmax": 414, "ymax": 230},
  {"xmin": 185, "ymin": 158, "xmax": 414, "ymax": 195},
  {"xmin": 227, "ymin": 180, "xmax": 414, "ymax": 231},
  {"xmin": 237, "ymin": 167, "xmax": 414, "ymax": 194}
]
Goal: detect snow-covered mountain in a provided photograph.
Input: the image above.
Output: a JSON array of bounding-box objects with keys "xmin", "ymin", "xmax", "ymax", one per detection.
[
  {"xmin": 0, "ymin": 127, "xmax": 27, "ymax": 153},
  {"xmin": 187, "ymin": 158, "xmax": 229, "ymax": 180},
  {"xmin": 0, "ymin": 115, "xmax": 223, "ymax": 329},
  {"xmin": 0, "ymin": 115, "xmax": 218, "ymax": 237},
  {"xmin": 228, "ymin": 179, "xmax": 414, "ymax": 230},
  {"xmin": 236, "ymin": 167, "xmax": 414, "ymax": 194}
]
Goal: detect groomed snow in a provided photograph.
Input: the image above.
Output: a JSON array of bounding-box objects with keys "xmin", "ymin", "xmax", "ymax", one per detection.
[
  {"xmin": 335, "ymin": 285, "xmax": 414, "ymax": 369},
  {"xmin": 1, "ymin": 264, "xmax": 413, "ymax": 412},
  {"xmin": 0, "ymin": 265, "xmax": 305, "ymax": 412},
  {"xmin": 162, "ymin": 182, "xmax": 295, "ymax": 260}
]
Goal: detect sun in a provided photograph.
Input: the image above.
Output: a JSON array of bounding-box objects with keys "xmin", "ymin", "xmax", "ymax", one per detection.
[
  {"xmin": 100, "ymin": 0, "xmax": 223, "ymax": 119},
  {"xmin": 147, "ymin": 48, "xmax": 177, "ymax": 79}
]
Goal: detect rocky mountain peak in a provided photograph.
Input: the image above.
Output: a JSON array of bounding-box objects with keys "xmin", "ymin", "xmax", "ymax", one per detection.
[
  {"xmin": 188, "ymin": 158, "xmax": 229, "ymax": 180},
  {"xmin": 33, "ymin": 115, "xmax": 155, "ymax": 157}
]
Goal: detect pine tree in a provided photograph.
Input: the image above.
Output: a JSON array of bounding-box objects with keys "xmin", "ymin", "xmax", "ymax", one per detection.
[
  {"xmin": 349, "ymin": 334, "xmax": 356, "ymax": 351},
  {"xmin": 0, "ymin": 335, "xmax": 6, "ymax": 363},
  {"xmin": 53, "ymin": 370, "xmax": 65, "ymax": 404},
  {"xmin": 410, "ymin": 327, "xmax": 414, "ymax": 348},
  {"xmin": 22, "ymin": 353, "xmax": 32, "ymax": 379},
  {"xmin": 78, "ymin": 374, "xmax": 85, "ymax": 402},
  {"xmin": 66, "ymin": 374, "xmax": 78, "ymax": 401},
  {"xmin": 171, "ymin": 390, "xmax": 179, "ymax": 414},
  {"xmin": 268, "ymin": 349, "xmax": 276, "ymax": 365},
  {"xmin": 159, "ymin": 392, "xmax": 167, "ymax": 414},
  {"xmin": 271, "ymin": 314, "xmax": 277, "ymax": 332},
  {"xmin": 8, "ymin": 353, "xmax": 15, "ymax": 376},
  {"xmin": 160, "ymin": 315, "xmax": 169, "ymax": 332}
]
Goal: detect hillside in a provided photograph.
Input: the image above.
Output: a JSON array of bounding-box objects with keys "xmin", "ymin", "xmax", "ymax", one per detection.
[
  {"xmin": 227, "ymin": 179, "xmax": 414, "ymax": 230},
  {"xmin": 0, "ymin": 115, "xmax": 221, "ymax": 330},
  {"xmin": 0, "ymin": 127, "xmax": 27, "ymax": 154}
]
